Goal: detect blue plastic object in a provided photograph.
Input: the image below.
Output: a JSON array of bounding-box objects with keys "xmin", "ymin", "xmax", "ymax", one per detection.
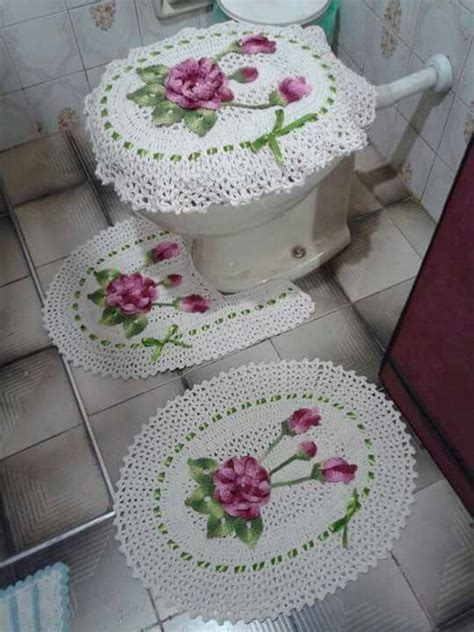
[{"xmin": 212, "ymin": 0, "xmax": 339, "ymax": 46}]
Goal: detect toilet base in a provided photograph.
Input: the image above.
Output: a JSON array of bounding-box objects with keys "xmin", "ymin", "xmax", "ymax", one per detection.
[{"xmin": 191, "ymin": 155, "xmax": 354, "ymax": 293}]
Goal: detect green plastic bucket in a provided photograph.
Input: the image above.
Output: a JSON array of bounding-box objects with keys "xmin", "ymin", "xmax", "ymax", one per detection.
[{"xmin": 212, "ymin": 0, "xmax": 339, "ymax": 46}]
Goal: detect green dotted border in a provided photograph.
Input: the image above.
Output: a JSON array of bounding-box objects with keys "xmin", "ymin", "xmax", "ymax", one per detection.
[
  {"xmin": 72, "ymin": 232, "xmax": 297, "ymax": 350},
  {"xmin": 98, "ymin": 31, "xmax": 338, "ymax": 163},
  {"xmin": 152, "ymin": 392, "xmax": 376, "ymax": 574}
]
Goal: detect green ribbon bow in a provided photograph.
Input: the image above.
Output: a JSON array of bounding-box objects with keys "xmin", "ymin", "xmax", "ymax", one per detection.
[
  {"xmin": 251, "ymin": 109, "xmax": 319, "ymax": 165},
  {"xmin": 329, "ymin": 488, "xmax": 361, "ymax": 548},
  {"xmin": 142, "ymin": 325, "xmax": 191, "ymax": 362}
]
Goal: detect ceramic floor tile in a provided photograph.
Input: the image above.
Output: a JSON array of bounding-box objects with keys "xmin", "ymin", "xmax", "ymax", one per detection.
[
  {"xmin": 355, "ymin": 279, "xmax": 415, "ymax": 349},
  {"xmin": 73, "ymin": 366, "xmax": 181, "ymax": 416},
  {"xmin": 357, "ymin": 163, "xmax": 410, "ymax": 208},
  {"xmin": 0, "ymin": 216, "xmax": 28, "ymax": 287},
  {"xmin": 329, "ymin": 211, "xmax": 421, "ymax": 303},
  {"xmin": 440, "ymin": 610, "xmax": 474, "ymax": 631},
  {"xmin": 90, "ymin": 378, "xmax": 184, "ymax": 484},
  {"xmin": 183, "ymin": 341, "xmax": 280, "ymax": 389},
  {"xmin": 0, "ymin": 425, "xmax": 110, "ymax": 553},
  {"xmin": 0, "ymin": 348, "xmax": 82, "ymax": 460},
  {"xmin": 69, "ymin": 126, "xmax": 97, "ymax": 176},
  {"xmin": 392, "ymin": 479, "xmax": 473, "ymax": 627},
  {"xmin": 0, "ymin": 276, "xmax": 50, "ymax": 365},
  {"xmin": 291, "ymin": 557, "xmax": 431, "ymax": 632},
  {"xmin": 294, "ymin": 265, "xmax": 349, "ymax": 320},
  {"xmin": 97, "ymin": 182, "xmax": 135, "ymax": 225},
  {"xmin": 272, "ymin": 306, "xmax": 383, "ymax": 384},
  {"xmin": 15, "ymin": 182, "xmax": 107, "ymax": 267},
  {"xmin": 9, "ymin": 518, "xmax": 157, "ymax": 632},
  {"xmin": 0, "ymin": 133, "xmax": 84, "ymax": 206},
  {"xmin": 349, "ymin": 173, "xmax": 382, "ymax": 219},
  {"xmin": 36, "ymin": 257, "xmax": 67, "ymax": 292},
  {"xmin": 414, "ymin": 446, "xmax": 444, "ymax": 492},
  {"xmin": 163, "ymin": 614, "xmax": 296, "ymax": 631},
  {"xmin": 386, "ymin": 199, "xmax": 436, "ymax": 259}
]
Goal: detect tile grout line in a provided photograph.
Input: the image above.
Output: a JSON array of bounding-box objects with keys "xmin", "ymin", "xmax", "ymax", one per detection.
[{"xmin": 390, "ymin": 552, "xmax": 436, "ymax": 629}]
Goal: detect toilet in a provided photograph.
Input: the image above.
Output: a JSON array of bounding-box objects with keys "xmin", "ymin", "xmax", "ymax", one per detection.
[{"xmin": 87, "ymin": 17, "xmax": 452, "ymax": 293}]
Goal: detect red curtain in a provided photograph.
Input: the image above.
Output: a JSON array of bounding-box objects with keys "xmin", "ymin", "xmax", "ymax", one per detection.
[{"xmin": 381, "ymin": 140, "xmax": 474, "ymax": 513}]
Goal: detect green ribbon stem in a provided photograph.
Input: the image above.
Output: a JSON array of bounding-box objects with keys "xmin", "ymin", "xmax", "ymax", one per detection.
[
  {"xmin": 251, "ymin": 109, "xmax": 319, "ymax": 165},
  {"xmin": 260, "ymin": 431, "xmax": 285, "ymax": 461},
  {"xmin": 270, "ymin": 454, "xmax": 299, "ymax": 476},
  {"xmin": 142, "ymin": 324, "xmax": 191, "ymax": 362},
  {"xmin": 328, "ymin": 488, "xmax": 361, "ymax": 548},
  {"xmin": 271, "ymin": 475, "xmax": 312, "ymax": 489}
]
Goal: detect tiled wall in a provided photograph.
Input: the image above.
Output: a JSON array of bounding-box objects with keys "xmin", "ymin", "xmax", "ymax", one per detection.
[
  {"xmin": 337, "ymin": 0, "xmax": 473, "ymax": 221},
  {"xmin": 0, "ymin": 0, "xmax": 212, "ymax": 150}
]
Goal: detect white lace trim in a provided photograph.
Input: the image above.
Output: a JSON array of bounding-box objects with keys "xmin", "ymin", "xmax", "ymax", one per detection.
[
  {"xmin": 114, "ymin": 360, "xmax": 416, "ymax": 623},
  {"xmin": 85, "ymin": 22, "xmax": 376, "ymax": 214},
  {"xmin": 42, "ymin": 218, "xmax": 314, "ymax": 379}
]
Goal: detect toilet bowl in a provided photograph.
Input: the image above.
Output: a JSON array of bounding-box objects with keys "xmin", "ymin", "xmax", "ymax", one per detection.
[{"xmin": 140, "ymin": 155, "xmax": 353, "ymax": 292}]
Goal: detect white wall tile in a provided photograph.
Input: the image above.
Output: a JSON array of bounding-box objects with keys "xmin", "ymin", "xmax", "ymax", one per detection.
[
  {"xmin": 397, "ymin": 53, "xmax": 454, "ymax": 151},
  {"xmin": 25, "ymin": 71, "xmax": 89, "ymax": 134},
  {"xmin": 86, "ymin": 64, "xmax": 106, "ymax": 88},
  {"xmin": 0, "ymin": 91, "xmax": 39, "ymax": 150},
  {"xmin": 1, "ymin": 0, "xmax": 65, "ymax": 26},
  {"xmin": 388, "ymin": 112, "xmax": 436, "ymax": 198},
  {"xmin": 457, "ymin": 39, "xmax": 473, "ymax": 109},
  {"xmin": 421, "ymin": 156, "xmax": 455, "ymax": 221},
  {"xmin": 438, "ymin": 95, "xmax": 473, "ymax": 173},
  {"xmin": 337, "ymin": 0, "xmax": 370, "ymax": 70},
  {"xmin": 371, "ymin": 0, "xmax": 422, "ymax": 49},
  {"xmin": 136, "ymin": 0, "xmax": 201, "ymax": 46},
  {"xmin": 4, "ymin": 12, "xmax": 82, "ymax": 88},
  {"xmin": 368, "ymin": 104, "xmax": 397, "ymax": 157},
  {"xmin": 0, "ymin": 35, "xmax": 20, "ymax": 94},
  {"xmin": 70, "ymin": 0, "xmax": 141, "ymax": 68},
  {"xmin": 65, "ymin": 0, "xmax": 98, "ymax": 7},
  {"xmin": 363, "ymin": 9, "xmax": 411, "ymax": 84},
  {"xmin": 337, "ymin": 46, "xmax": 363, "ymax": 75},
  {"xmin": 412, "ymin": 0, "xmax": 472, "ymax": 88}
]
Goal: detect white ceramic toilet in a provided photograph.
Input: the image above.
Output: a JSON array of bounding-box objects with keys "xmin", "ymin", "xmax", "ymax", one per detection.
[{"xmin": 137, "ymin": 3, "xmax": 453, "ymax": 292}]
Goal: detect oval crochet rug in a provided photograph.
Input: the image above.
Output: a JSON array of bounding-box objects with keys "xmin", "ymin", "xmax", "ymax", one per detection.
[{"xmin": 114, "ymin": 360, "xmax": 416, "ymax": 623}]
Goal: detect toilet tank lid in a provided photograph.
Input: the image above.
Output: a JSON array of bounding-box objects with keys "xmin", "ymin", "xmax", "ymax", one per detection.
[
  {"xmin": 85, "ymin": 21, "xmax": 376, "ymax": 215},
  {"xmin": 217, "ymin": 0, "xmax": 331, "ymax": 26}
]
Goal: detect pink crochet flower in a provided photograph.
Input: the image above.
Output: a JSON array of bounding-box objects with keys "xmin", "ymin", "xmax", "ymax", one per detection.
[
  {"xmin": 288, "ymin": 407, "xmax": 321, "ymax": 434},
  {"xmin": 213, "ymin": 456, "xmax": 271, "ymax": 520},
  {"xmin": 231, "ymin": 66, "xmax": 259, "ymax": 83},
  {"xmin": 106, "ymin": 273, "xmax": 157, "ymax": 315},
  {"xmin": 239, "ymin": 34, "xmax": 276, "ymax": 54},
  {"xmin": 165, "ymin": 57, "xmax": 234, "ymax": 110},
  {"xmin": 278, "ymin": 76, "xmax": 312, "ymax": 103},
  {"xmin": 161, "ymin": 274, "xmax": 182, "ymax": 288},
  {"xmin": 298, "ymin": 440, "xmax": 317, "ymax": 459},
  {"xmin": 152, "ymin": 241, "xmax": 179, "ymax": 261},
  {"xmin": 321, "ymin": 457, "xmax": 358, "ymax": 484},
  {"xmin": 177, "ymin": 294, "xmax": 211, "ymax": 313}
]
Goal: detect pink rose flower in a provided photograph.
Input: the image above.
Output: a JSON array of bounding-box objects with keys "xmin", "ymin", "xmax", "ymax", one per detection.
[
  {"xmin": 106, "ymin": 273, "xmax": 157, "ymax": 315},
  {"xmin": 213, "ymin": 456, "xmax": 270, "ymax": 520},
  {"xmin": 160, "ymin": 273, "xmax": 182, "ymax": 288},
  {"xmin": 177, "ymin": 294, "xmax": 211, "ymax": 313},
  {"xmin": 152, "ymin": 241, "xmax": 180, "ymax": 262},
  {"xmin": 298, "ymin": 440, "xmax": 317, "ymax": 459},
  {"xmin": 239, "ymin": 34, "xmax": 276, "ymax": 55},
  {"xmin": 321, "ymin": 457, "xmax": 358, "ymax": 484},
  {"xmin": 165, "ymin": 57, "xmax": 234, "ymax": 110},
  {"xmin": 231, "ymin": 66, "xmax": 259, "ymax": 83},
  {"xmin": 278, "ymin": 76, "xmax": 312, "ymax": 103},
  {"xmin": 288, "ymin": 407, "xmax": 321, "ymax": 434}
]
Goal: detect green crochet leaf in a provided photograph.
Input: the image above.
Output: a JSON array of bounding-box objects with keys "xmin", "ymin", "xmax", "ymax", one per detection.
[
  {"xmin": 127, "ymin": 84, "xmax": 166, "ymax": 107},
  {"xmin": 234, "ymin": 516, "xmax": 263, "ymax": 547},
  {"xmin": 122, "ymin": 314, "xmax": 148, "ymax": 339},
  {"xmin": 152, "ymin": 101, "xmax": 184, "ymax": 127},
  {"xmin": 137, "ymin": 64, "xmax": 170, "ymax": 84},
  {"xmin": 184, "ymin": 109, "xmax": 217, "ymax": 137}
]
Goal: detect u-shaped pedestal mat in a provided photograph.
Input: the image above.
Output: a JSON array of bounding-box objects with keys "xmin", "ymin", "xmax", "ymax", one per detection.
[{"xmin": 43, "ymin": 217, "xmax": 314, "ymax": 378}]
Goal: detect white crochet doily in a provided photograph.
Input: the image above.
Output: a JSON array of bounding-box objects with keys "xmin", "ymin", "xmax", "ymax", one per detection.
[
  {"xmin": 85, "ymin": 21, "xmax": 376, "ymax": 214},
  {"xmin": 114, "ymin": 360, "xmax": 416, "ymax": 623},
  {"xmin": 42, "ymin": 218, "xmax": 313, "ymax": 378}
]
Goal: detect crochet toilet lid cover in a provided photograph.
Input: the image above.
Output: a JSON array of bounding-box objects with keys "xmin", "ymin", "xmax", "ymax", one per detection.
[{"xmin": 85, "ymin": 22, "xmax": 376, "ymax": 214}]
